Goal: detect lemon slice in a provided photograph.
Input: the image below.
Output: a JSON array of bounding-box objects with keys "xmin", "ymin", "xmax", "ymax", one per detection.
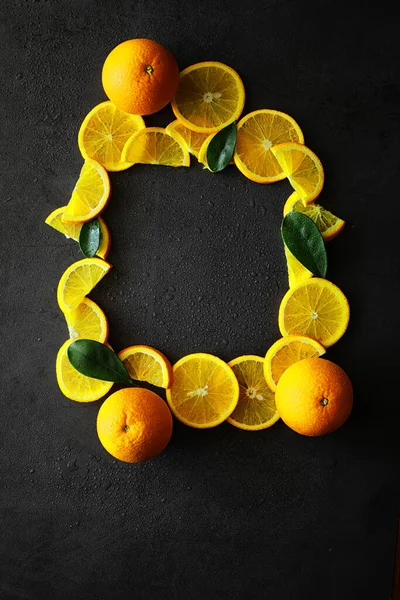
[
  {"xmin": 64, "ymin": 297, "xmax": 109, "ymax": 343},
  {"xmin": 171, "ymin": 61, "xmax": 245, "ymax": 133},
  {"xmin": 118, "ymin": 345, "xmax": 173, "ymax": 389},
  {"xmin": 278, "ymin": 278, "xmax": 350, "ymax": 347},
  {"xmin": 45, "ymin": 206, "xmax": 111, "ymax": 259},
  {"xmin": 165, "ymin": 120, "xmax": 210, "ymax": 159},
  {"xmin": 234, "ymin": 109, "xmax": 304, "ymax": 184},
  {"xmin": 166, "ymin": 353, "xmax": 239, "ymax": 428},
  {"xmin": 121, "ymin": 127, "xmax": 190, "ymax": 167},
  {"xmin": 56, "ymin": 339, "xmax": 113, "ymax": 402},
  {"xmin": 78, "ymin": 101, "xmax": 145, "ymax": 171},
  {"xmin": 264, "ymin": 335, "xmax": 326, "ymax": 392},
  {"xmin": 62, "ymin": 159, "xmax": 111, "ymax": 223},
  {"xmin": 227, "ymin": 356, "xmax": 279, "ymax": 430},
  {"xmin": 283, "ymin": 192, "xmax": 345, "ymax": 241},
  {"xmin": 284, "ymin": 244, "xmax": 313, "ymax": 289},
  {"xmin": 57, "ymin": 257, "xmax": 112, "ymax": 313},
  {"xmin": 271, "ymin": 142, "xmax": 324, "ymax": 204}
]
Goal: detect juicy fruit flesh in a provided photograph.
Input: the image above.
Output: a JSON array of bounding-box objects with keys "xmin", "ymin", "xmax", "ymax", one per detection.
[
  {"xmin": 63, "ymin": 161, "xmax": 109, "ymax": 221},
  {"xmin": 122, "ymin": 128, "xmax": 189, "ymax": 167}
]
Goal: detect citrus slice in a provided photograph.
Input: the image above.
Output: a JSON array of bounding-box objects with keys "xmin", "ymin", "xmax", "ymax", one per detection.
[
  {"xmin": 264, "ymin": 335, "xmax": 326, "ymax": 392},
  {"xmin": 171, "ymin": 61, "xmax": 245, "ymax": 133},
  {"xmin": 121, "ymin": 127, "xmax": 190, "ymax": 167},
  {"xmin": 64, "ymin": 297, "xmax": 109, "ymax": 343},
  {"xmin": 165, "ymin": 119, "xmax": 209, "ymax": 159},
  {"xmin": 45, "ymin": 206, "xmax": 111, "ymax": 259},
  {"xmin": 57, "ymin": 257, "xmax": 112, "ymax": 313},
  {"xmin": 78, "ymin": 101, "xmax": 145, "ymax": 171},
  {"xmin": 197, "ymin": 133, "xmax": 235, "ymax": 169},
  {"xmin": 283, "ymin": 192, "xmax": 345, "ymax": 241},
  {"xmin": 227, "ymin": 356, "xmax": 279, "ymax": 430},
  {"xmin": 56, "ymin": 339, "xmax": 113, "ymax": 402},
  {"xmin": 234, "ymin": 110, "xmax": 304, "ymax": 184},
  {"xmin": 284, "ymin": 244, "xmax": 313, "ymax": 288},
  {"xmin": 166, "ymin": 353, "xmax": 239, "ymax": 428},
  {"xmin": 271, "ymin": 142, "xmax": 324, "ymax": 204},
  {"xmin": 62, "ymin": 159, "xmax": 111, "ymax": 223},
  {"xmin": 278, "ymin": 278, "xmax": 350, "ymax": 347},
  {"xmin": 118, "ymin": 345, "xmax": 173, "ymax": 389}
]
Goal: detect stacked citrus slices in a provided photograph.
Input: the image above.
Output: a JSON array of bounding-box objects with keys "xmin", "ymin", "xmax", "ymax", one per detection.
[{"xmin": 45, "ymin": 53, "xmax": 350, "ymax": 453}]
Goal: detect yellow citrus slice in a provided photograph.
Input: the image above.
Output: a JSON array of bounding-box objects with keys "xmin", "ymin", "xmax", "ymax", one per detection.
[
  {"xmin": 171, "ymin": 61, "xmax": 245, "ymax": 133},
  {"xmin": 78, "ymin": 101, "xmax": 145, "ymax": 171},
  {"xmin": 284, "ymin": 244, "xmax": 313, "ymax": 289},
  {"xmin": 264, "ymin": 335, "xmax": 326, "ymax": 392},
  {"xmin": 283, "ymin": 191, "xmax": 345, "ymax": 241},
  {"xmin": 62, "ymin": 159, "xmax": 111, "ymax": 223},
  {"xmin": 56, "ymin": 339, "xmax": 113, "ymax": 402},
  {"xmin": 118, "ymin": 345, "xmax": 173, "ymax": 389},
  {"xmin": 166, "ymin": 353, "xmax": 239, "ymax": 428},
  {"xmin": 57, "ymin": 257, "xmax": 112, "ymax": 313},
  {"xmin": 45, "ymin": 206, "xmax": 111, "ymax": 259},
  {"xmin": 278, "ymin": 278, "xmax": 350, "ymax": 347},
  {"xmin": 234, "ymin": 110, "xmax": 304, "ymax": 184},
  {"xmin": 227, "ymin": 356, "xmax": 279, "ymax": 430},
  {"xmin": 64, "ymin": 297, "xmax": 109, "ymax": 343},
  {"xmin": 271, "ymin": 142, "xmax": 324, "ymax": 204},
  {"xmin": 121, "ymin": 127, "xmax": 190, "ymax": 167},
  {"xmin": 165, "ymin": 119, "xmax": 209, "ymax": 159}
]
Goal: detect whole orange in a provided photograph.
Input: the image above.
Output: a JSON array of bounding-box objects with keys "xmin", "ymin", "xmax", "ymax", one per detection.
[
  {"xmin": 97, "ymin": 387, "xmax": 173, "ymax": 462},
  {"xmin": 102, "ymin": 38, "xmax": 180, "ymax": 115},
  {"xmin": 275, "ymin": 358, "xmax": 353, "ymax": 436}
]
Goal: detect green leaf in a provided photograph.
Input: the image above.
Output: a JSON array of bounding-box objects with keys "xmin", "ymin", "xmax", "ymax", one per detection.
[
  {"xmin": 206, "ymin": 121, "xmax": 237, "ymax": 172},
  {"xmin": 79, "ymin": 219, "xmax": 101, "ymax": 258},
  {"xmin": 281, "ymin": 212, "xmax": 327, "ymax": 278},
  {"xmin": 67, "ymin": 339, "xmax": 133, "ymax": 384}
]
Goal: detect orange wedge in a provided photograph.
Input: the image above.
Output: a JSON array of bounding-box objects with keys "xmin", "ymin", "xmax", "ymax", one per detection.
[
  {"xmin": 171, "ymin": 61, "xmax": 245, "ymax": 133},
  {"xmin": 165, "ymin": 120, "xmax": 209, "ymax": 159},
  {"xmin": 271, "ymin": 142, "xmax": 324, "ymax": 204},
  {"xmin": 62, "ymin": 159, "xmax": 111, "ymax": 223},
  {"xmin": 57, "ymin": 257, "xmax": 111, "ymax": 313},
  {"xmin": 118, "ymin": 345, "xmax": 173, "ymax": 389},
  {"xmin": 121, "ymin": 127, "xmax": 190, "ymax": 167},
  {"xmin": 284, "ymin": 244, "xmax": 313, "ymax": 289},
  {"xmin": 283, "ymin": 192, "xmax": 345, "ymax": 241},
  {"xmin": 64, "ymin": 297, "xmax": 109, "ymax": 343}
]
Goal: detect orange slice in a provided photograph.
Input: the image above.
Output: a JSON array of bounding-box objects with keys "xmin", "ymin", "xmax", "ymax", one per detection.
[
  {"xmin": 227, "ymin": 356, "xmax": 279, "ymax": 430},
  {"xmin": 57, "ymin": 257, "xmax": 111, "ymax": 313},
  {"xmin": 284, "ymin": 244, "xmax": 313, "ymax": 289},
  {"xmin": 121, "ymin": 127, "xmax": 190, "ymax": 167},
  {"xmin": 234, "ymin": 110, "xmax": 304, "ymax": 183},
  {"xmin": 64, "ymin": 297, "xmax": 109, "ymax": 343},
  {"xmin": 278, "ymin": 278, "xmax": 350, "ymax": 347},
  {"xmin": 271, "ymin": 142, "xmax": 324, "ymax": 204},
  {"xmin": 62, "ymin": 159, "xmax": 111, "ymax": 223},
  {"xmin": 118, "ymin": 345, "xmax": 173, "ymax": 389},
  {"xmin": 165, "ymin": 119, "xmax": 209, "ymax": 159},
  {"xmin": 166, "ymin": 353, "xmax": 239, "ymax": 428},
  {"xmin": 171, "ymin": 61, "xmax": 245, "ymax": 133},
  {"xmin": 264, "ymin": 335, "xmax": 326, "ymax": 392},
  {"xmin": 45, "ymin": 206, "xmax": 111, "ymax": 259},
  {"xmin": 78, "ymin": 101, "xmax": 145, "ymax": 171},
  {"xmin": 283, "ymin": 192, "xmax": 345, "ymax": 241}
]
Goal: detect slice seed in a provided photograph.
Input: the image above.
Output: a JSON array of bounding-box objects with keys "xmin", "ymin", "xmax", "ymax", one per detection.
[
  {"xmin": 121, "ymin": 127, "xmax": 190, "ymax": 167},
  {"xmin": 62, "ymin": 159, "xmax": 111, "ymax": 223},
  {"xmin": 57, "ymin": 257, "xmax": 112, "ymax": 313},
  {"xmin": 271, "ymin": 142, "xmax": 324, "ymax": 204},
  {"xmin": 283, "ymin": 192, "xmax": 345, "ymax": 241},
  {"xmin": 78, "ymin": 101, "xmax": 145, "ymax": 171},
  {"xmin": 278, "ymin": 278, "xmax": 350, "ymax": 347},
  {"xmin": 264, "ymin": 335, "xmax": 326, "ymax": 392},
  {"xmin": 171, "ymin": 61, "xmax": 245, "ymax": 133},
  {"xmin": 234, "ymin": 110, "xmax": 304, "ymax": 184},
  {"xmin": 118, "ymin": 345, "xmax": 173, "ymax": 389},
  {"xmin": 227, "ymin": 355, "xmax": 279, "ymax": 430},
  {"xmin": 56, "ymin": 339, "xmax": 113, "ymax": 402},
  {"xmin": 65, "ymin": 297, "xmax": 109, "ymax": 343},
  {"xmin": 166, "ymin": 353, "xmax": 239, "ymax": 428},
  {"xmin": 45, "ymin": 207, "xmax": 111, "ymax": 259}
]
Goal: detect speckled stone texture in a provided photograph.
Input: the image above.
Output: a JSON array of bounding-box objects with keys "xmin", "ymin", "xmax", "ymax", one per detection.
[{"xmin": 1, "ymin": 1, "xmax": 400, "ymax": 598}]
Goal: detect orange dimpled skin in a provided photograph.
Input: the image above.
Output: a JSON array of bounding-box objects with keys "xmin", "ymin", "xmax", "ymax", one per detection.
[
  {"xmin": 275, "ymin": 358, "xmax": 353, "ymax": 436},
  {"xmin": 96, "ymin": 387, "xmax": 173, "ymax": 463},
  {"xmin": 102, "ymin": 38, "xmax": 180, "ymax": 115}
]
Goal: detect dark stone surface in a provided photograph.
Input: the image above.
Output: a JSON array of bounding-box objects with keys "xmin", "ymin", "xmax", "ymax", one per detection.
[{"xmin": 1, "ymin": 1, "xmax": 399, "ymax": 598}]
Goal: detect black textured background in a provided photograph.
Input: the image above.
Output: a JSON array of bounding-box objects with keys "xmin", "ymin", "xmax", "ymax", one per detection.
[{"xmin": 1, "ymin": 1, "xmax": 400, "ymax": 598}]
